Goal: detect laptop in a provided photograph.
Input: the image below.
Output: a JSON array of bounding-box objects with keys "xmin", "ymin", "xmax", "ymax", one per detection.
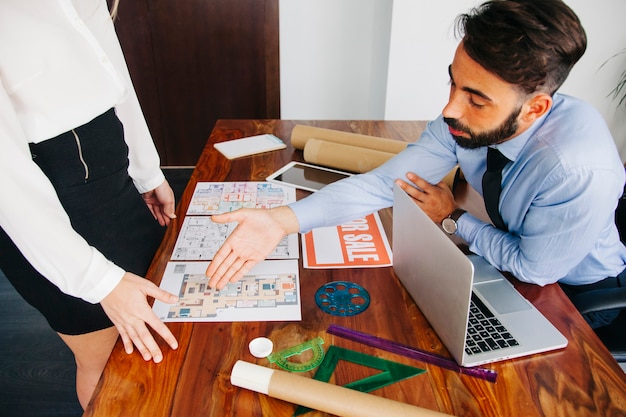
[{"xmin": 392, "ymin": 184, "xmax": 567, "ymax": 367}]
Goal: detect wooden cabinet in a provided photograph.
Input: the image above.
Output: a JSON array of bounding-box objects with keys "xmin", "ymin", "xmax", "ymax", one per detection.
[{"xmin": 110, "ymin": 0, "xmax": 280, "ymax": 165}]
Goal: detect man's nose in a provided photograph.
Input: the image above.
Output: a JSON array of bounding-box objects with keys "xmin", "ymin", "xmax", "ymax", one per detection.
[{"xmin": 442, "ymin": 93, "xmax": 463, "ymax": 120}]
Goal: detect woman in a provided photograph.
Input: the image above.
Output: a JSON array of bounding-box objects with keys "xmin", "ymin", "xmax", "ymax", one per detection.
[{"xmin": 0, "ymin": 0, "xmax": 179, "ymax": 408}]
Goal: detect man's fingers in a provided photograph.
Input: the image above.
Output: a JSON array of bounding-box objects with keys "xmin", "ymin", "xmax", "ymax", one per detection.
[
  {"xmin": 206, "ymin": 243, "xmax": 231, "ymax": 278},
  {"xmin": 207, "ymin": 252, "xmax": 256, "ymax": 290},
  {"xmin": 206, "ymin": 207, "xmax": 293, "ymax": 288},
  {"xmin": 210, "ymin": 211, "xmax": 236, "ymax": 225},
  {"xmin": 435, "ymin": 180, "xmax": 451, "ymax": 191},
  {"xmin": 405, "ymin": 173, "xmax": 435, "ymax": 192},
  {"xmin": 229, "ymin": 260, "xmax": 255, "ymax": 284},
  {"xmin": 208, "ymin": 252, "xmax": 240, "ymax": 289},
  {"xmin": 207, "ymin": 254, "xmax": 232, "ymax": 288}
]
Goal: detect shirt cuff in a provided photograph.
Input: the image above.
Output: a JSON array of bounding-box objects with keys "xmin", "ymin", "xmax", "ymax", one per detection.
[
  {"xmin": 132, "ymin": 170, "xmax": 166, "ymax": 194},
  {"xmin": 456, "ymin": 212, "xmax": 489, "ymax": 251},
  {"xmin": 79, "ymin": 248, "xmax": 126, "ymax": 303},
  {"xmin": 289, "ymin": 199, "xmax": 319, "ymax": 233}
]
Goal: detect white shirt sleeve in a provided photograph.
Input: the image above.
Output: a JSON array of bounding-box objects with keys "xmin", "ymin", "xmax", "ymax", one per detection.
[
  {"xmin": 0, "ymin": 0, "xmax": 164, "ymax": 303},
  {"xmin": 0, "ymin": 86, "xmax": 125, "ymax": 303}
]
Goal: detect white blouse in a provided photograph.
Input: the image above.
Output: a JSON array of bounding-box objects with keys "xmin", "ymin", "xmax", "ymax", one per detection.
[{"xmin": 0, "ymin": 0, "xmax": 165, "ymax": 303}]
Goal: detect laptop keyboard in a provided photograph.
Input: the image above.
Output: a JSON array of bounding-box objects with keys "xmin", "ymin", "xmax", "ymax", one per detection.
[{"xmin": 465, "ymin": 293, "xmax": 519, "ymax": 355}]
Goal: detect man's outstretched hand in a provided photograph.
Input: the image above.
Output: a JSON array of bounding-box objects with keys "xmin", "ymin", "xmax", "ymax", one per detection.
[{"xmin": 205, "ymin": 206, "xmax": 299, "ymax": 289}]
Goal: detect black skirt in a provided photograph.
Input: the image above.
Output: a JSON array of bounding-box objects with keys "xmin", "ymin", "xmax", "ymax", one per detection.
[{"xmin": 0, "ymin": 109, "xmax": 165, "ymax": 335}]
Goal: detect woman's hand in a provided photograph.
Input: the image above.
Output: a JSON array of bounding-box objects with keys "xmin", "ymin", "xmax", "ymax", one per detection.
[{"xmin": 100, "ymin": 272, "xmax": 179, "ymax": 362}]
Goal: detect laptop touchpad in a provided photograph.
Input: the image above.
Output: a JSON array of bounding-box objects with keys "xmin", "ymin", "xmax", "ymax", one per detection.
[{"xmin": 474, "ymin": 281, "xmax": 531, "ymax": 314}]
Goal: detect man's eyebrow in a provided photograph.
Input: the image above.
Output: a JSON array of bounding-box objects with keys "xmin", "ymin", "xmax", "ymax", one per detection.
[{"xmin": 448, "ymin": 64, "xmax": 493, "ymax": 102}]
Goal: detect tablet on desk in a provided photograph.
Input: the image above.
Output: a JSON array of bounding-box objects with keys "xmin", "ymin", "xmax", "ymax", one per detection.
[{"xmin": 266, "ymin": 161, "xmax": 352, "ymax": 192}]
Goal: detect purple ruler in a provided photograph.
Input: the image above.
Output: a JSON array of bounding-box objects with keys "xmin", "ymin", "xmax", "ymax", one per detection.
[{"xmin": 327, "ymin": 324, "xmax": 497, "ymax": 383}]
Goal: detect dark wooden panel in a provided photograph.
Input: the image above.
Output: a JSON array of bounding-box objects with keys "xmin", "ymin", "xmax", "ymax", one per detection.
[
  {"xmin": 109, "ymin": 0, "xmax": 166, "ymax": 160},
  {"xmin": 111, "ymin": 0, "xmax": 280, "ymax": 166},
  {"xmin": 264, "ymin": 0, "xmax": 281, "ymax": 118}
]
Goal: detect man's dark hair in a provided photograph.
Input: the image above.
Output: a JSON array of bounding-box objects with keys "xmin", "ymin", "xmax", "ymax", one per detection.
[{"xmin": 456, "ymin": 0, "xmax": 587, "ymax": 95}]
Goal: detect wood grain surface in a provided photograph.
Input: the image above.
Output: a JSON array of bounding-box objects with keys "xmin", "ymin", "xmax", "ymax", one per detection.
[{"xmin": 84, "ymin": 120, "xmax": 626, "ymax": 417}]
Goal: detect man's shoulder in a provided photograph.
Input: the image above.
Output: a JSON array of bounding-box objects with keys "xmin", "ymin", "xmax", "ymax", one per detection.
[
  {"xmin": 525, "ymin": 94, "xmax": 620, "ymax": 174},
  {"xmin": 549, "ymin": 93, "xmax": 605, "ymax": 124},
  {"xmin": 537, "ymin": 93, "xmax": 611, "ymax": 144}
]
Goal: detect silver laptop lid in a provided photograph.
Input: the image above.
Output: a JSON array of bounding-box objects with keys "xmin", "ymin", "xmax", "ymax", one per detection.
[{"xmin": 392, "ymin": 184, "xmax": 473, "ymax": 364}]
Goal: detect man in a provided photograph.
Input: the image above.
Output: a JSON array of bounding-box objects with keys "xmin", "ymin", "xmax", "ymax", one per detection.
[{"xmin": 206, "ymin": 0, "xmax": 626, "ymax": 327}]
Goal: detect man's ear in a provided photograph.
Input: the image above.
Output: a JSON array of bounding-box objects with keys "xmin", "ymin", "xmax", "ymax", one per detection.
[{"xmin": 522, "ymin": 93, "xmax": 552, "ymax": 123}]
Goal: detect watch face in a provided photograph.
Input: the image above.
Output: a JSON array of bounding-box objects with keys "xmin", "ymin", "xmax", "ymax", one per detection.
[{"xmin": 442, "ymin": 217, "xmax": 457, "ymax": 234}]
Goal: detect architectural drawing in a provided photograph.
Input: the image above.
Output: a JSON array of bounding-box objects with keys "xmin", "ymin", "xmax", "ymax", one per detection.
[
  {"xmin": 186, "ymin": 181, "xmax": 294, "ymax": 215},
  {"xmin": 153, "ymin": 260, "xmax": 301, "ymax": 322},
  {"xmin": 172, "ymin": 181, "xmax": 299, "ymax": 260}
]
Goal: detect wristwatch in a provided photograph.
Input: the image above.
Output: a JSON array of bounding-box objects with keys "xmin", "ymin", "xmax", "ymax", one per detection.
[{"xmin": 441, "ymin": 208, "xmax": 466, "ymax": 235}]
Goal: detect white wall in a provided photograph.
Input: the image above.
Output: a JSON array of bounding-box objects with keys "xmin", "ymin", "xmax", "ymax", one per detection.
[
  {"xmin": 561, "ymin": 0, "xmax": 626, "ymax": 158},
  {"xmin": 384, "ymin": 0, "xmax": 481, "ymax": 121},
  {"xmin": 279, "ymin": 0, "xmax": 393, "ymax": 119},
  {"xmin": 280, "ymin": 0, "xmax": 626, "ymax": 160}
]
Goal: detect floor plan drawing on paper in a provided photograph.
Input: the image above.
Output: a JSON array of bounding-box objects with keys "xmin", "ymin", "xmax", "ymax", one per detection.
[
  {"xmin": 173, "ymin": 181, "xmax": 299, "ymax": 260},
  {"xmin": 186, "ymin": 181, "xmax": 294, "ymax": 215},
  {"xmin": 153, "ymin": 260, "xmax": 301, "ymax": 322}
]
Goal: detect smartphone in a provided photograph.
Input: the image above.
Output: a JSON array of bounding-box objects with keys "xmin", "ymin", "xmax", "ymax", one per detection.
[{"xmin": 266, "ymin": 161, "xmax": 352, "ymax": 192}]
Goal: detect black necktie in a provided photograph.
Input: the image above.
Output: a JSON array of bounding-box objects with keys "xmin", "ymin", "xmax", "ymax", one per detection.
[{"xmin": 482, "ymin": 147, "xmax": 510, "ymax": 231}]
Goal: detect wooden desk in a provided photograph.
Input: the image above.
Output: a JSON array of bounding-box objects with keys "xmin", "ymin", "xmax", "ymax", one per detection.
[{"xmin": 84, "ymin": 120, "xmax": 626, "ymax": 417}]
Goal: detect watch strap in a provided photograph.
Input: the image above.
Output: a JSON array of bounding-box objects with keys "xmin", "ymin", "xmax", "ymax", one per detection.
[{"xmin": 448, "ymin": 208, "xmax": 466, "ymax": 222}]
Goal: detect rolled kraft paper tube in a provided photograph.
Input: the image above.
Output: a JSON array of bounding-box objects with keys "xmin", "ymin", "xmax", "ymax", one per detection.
[
  {"xmin": 303, "ymin": 138, "xmax": 396, "ymax": 173},
  {"xmin": 303, "ymin": 139, "xmax": 460, "ymax": 189},
  {"xmin": 291, "ymin": 125, "xmax": 408, "ymax": 153},
  {"xmin": 230, "ymin": 361, "xmax": 451, "ymax": 417}
]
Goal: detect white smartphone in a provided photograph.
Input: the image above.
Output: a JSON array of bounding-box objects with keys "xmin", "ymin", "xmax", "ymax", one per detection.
[{"xmin": 266, "ymin": 161, "xmax": 352, "ymax": 192}]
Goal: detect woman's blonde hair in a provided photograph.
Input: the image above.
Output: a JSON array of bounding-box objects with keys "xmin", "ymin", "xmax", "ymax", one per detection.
[{"xmin": 110, "ymin": 0, "xmax": 120, "ymax": 19}]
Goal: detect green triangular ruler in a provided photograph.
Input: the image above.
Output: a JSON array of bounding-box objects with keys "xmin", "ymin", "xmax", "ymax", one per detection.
[{"xmin": 293, "ymin": 345, "xmax": 426, "ymax": 416}]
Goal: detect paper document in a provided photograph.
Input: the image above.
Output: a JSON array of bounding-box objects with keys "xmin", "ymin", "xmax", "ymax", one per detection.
[
  {"xmin": 157, "ymin": 181, "xmax": 302, "ymax": 322},
  {"xmin": 172, "ymin": 182, "xmax": 299, "ymax": 260},
  {"xmin": 153, "ymin": 260, "xmax": 301, "ymax": 322},
  {"xmin": 186, "ymin": 181, "xmax": 294, "ymax": 215}
]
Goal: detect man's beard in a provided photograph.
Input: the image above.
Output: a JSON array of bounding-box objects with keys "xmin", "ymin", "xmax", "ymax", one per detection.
[{"xmin": 444, "ymin": 105, "xmax": 522, "ymax": 149}]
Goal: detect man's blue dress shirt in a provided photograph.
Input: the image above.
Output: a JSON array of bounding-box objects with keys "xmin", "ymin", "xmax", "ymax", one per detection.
[{"xmin": 290, "ymin": 94, "xmax": 626, "ymax": 286}]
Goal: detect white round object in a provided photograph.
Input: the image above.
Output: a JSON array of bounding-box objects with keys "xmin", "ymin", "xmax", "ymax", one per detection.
[{"xmin": 249, "ymin": 337, "xmax": 273, "ymax": 358}]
